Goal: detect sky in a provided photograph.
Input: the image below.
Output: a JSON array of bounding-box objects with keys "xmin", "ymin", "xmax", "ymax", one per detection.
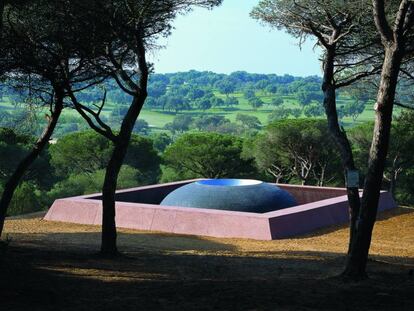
[{"xmin": 150, "ymin": 0, "xmax": 322, "ymax": 76}]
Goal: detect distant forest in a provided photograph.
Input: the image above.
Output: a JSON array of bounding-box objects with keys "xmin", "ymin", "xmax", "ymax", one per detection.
[{"xmin": 2, "ymin": 70, "xmax": 403, "ymax": 138}]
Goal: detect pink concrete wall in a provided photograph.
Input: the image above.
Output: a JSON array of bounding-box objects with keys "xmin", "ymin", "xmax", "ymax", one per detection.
[
  {"xmin": 45, "ymin": 199, "xmax": 272, "ymax": 239},
  {"xmin": 278, "ymin": 184, "xmax": 348, "ymax": 205},
  {"xmin": 44, "ymin": 181, "xmax": 397, "ymax": 240},
  {"xmin": 267, "ymin": 191, "xmax": 395, "ymax": 238}
]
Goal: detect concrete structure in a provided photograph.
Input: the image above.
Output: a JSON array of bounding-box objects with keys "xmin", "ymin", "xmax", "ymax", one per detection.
[{"xmin": 44, "ymin": 179, "xmax": 397, "ymax": 240}]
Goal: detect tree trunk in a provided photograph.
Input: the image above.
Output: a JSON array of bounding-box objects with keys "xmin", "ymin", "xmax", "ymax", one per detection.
[
  {"xmin": 322, "ymin": 46, "xmax": 361, "ymax": 254},
  {"xmin": 100, "ymin": 93, "xmax": 147, "ymax": 256},
  {"xmin": 389, "ymin": 171, "xmax": 397, "ymax": 198},
  {"xmin": 343, "ymin": 46, "xmax": 402, "ymax": 279},
  {"xmin": 388, "ymin": 172, "xmax": 396, "ymax": 199},
  {"xmin": 388, "ymin": 166, "xmax": 399, "ymax": 198},
  {"xmin": 0, "ymin": 90, "xmax": 64, "ymax": 237}
]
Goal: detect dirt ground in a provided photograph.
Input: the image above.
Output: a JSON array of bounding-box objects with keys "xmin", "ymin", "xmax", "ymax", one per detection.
[{"xmin": 0, "ymin": 207, "xmax": 413, "ymax": 311}]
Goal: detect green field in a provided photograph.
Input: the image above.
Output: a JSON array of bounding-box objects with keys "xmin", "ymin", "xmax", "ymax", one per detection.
[
  {"xmin": 0, "ymin": 91, "xmax": 402, "ymax": 135},
  {"xmin": 137, "ymin": 92, "xmax": 397, "ymax": 130}
]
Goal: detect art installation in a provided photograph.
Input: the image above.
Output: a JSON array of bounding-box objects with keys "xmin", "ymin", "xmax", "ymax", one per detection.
[
  {"xmin": 44, "ymin": 179, "xmax": 397, "ymax": 240},
  {"xmin": 160, "ymin": 179, "xmax": 297, "ymax": 213}
]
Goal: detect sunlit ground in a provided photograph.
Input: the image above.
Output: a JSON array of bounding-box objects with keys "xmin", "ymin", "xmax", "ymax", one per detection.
[{"xmin": 1, "ymin": 207, "xmax": 413, "ymax": 310}]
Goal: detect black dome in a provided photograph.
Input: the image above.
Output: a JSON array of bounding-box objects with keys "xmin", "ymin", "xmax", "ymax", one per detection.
[{"xmin": 160, "ymin": 179, "xmax": 297, "ymax": 213}]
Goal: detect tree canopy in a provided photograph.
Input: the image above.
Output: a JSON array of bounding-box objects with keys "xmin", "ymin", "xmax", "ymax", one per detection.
[{"xmin": 163, "ymin": 132, "xmax": 257, "ymax": 179}]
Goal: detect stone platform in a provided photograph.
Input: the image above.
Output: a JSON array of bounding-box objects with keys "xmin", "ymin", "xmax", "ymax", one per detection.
[{"xmin": 44, "ymin": 179, "xmax": 397, "ymax": 240}]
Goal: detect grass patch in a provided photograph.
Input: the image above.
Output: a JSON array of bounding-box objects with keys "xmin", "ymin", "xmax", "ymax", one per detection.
[{"xmin": 2, "ymin": 92, "xmax": 405, "ymax": 133}]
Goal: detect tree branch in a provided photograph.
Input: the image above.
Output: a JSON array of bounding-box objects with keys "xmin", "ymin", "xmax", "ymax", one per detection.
[{"xmin": 373, "ymin": 0, "xmax": 394, "ymax": 43}]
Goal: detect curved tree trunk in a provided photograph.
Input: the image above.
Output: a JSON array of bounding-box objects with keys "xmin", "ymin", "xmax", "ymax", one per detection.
[
  {"xmin": 99, "ymin": 30, "xmax": 149, "ymax": 256},
  {"xmin": 0, "ymin": 89, "xmax": 64, "ymax": 237},
  {"xmin": 100, "ymin": 93, "xmax": 147, "ymax": 256},
  {"xmin": 322, "ymin": 46, "xmax": 361, "ymax": 255},
  {"xmin": 343, "ymin": 46, "xmax": 402, "ymax": 279}
]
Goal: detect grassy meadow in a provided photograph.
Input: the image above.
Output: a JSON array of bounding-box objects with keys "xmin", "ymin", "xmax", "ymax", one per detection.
[{"xmin": 0, "ymin": 89, "xmax": 403, "ymax": 137}]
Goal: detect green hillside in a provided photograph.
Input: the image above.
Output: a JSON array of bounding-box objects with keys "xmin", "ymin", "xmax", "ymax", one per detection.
[{"xmin": 0, "ymin": 71, "xmax": 404, "ymax": 137}]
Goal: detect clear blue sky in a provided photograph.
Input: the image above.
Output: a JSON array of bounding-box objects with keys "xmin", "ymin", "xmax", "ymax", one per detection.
[{"xmin": 150, "ymin": 0, "xmax": 321, "ymax": 76}]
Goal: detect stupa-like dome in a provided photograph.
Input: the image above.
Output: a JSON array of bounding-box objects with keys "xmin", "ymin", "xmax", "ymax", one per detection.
[{"xmin": 160, "ymin": 179, "xmax": 297, "ymax": 213}]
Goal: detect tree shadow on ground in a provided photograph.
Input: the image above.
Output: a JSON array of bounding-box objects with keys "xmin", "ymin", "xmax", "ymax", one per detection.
[{"xmin": 0, "ymin": 233, "xmax": 413, "ymax": 311}]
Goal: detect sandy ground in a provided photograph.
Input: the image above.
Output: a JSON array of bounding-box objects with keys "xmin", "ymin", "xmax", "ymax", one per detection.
[{"xmin": 0, "ymin": 207, "xmax": 413, "ymax": 310}]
